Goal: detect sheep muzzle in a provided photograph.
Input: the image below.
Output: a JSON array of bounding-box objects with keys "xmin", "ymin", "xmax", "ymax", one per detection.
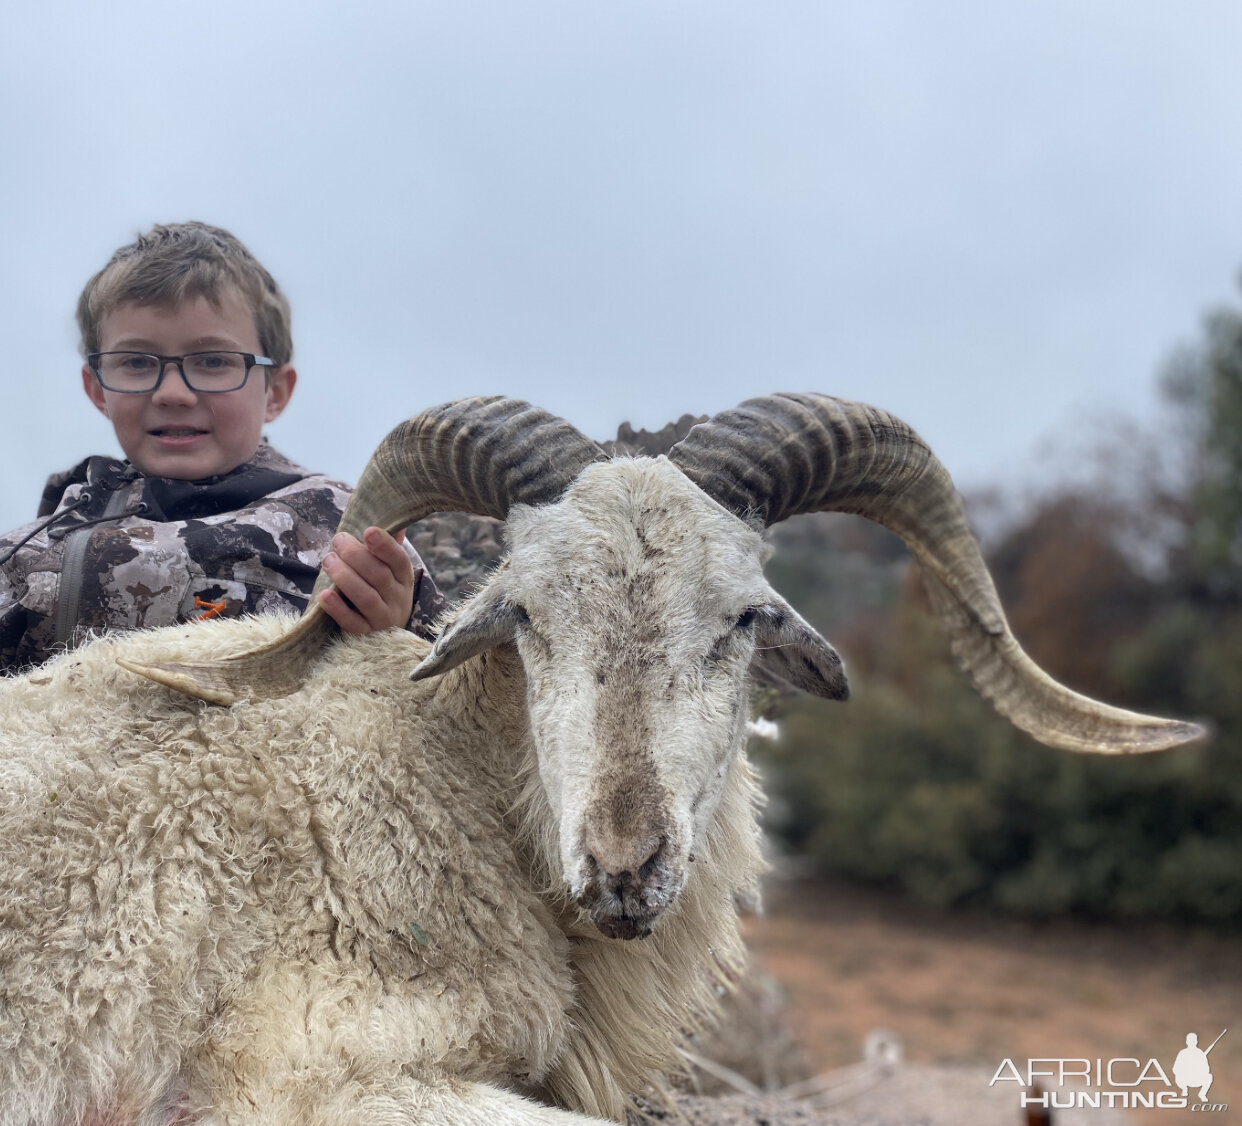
[{"xmin": 576, "ymin": 830, "xmax": 677, "ymax": 940}]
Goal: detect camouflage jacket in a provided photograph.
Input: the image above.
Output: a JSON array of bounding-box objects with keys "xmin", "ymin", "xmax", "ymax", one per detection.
[{"xmin": 0, "ymin": 443, "xmax": 445, "ymax": 675}]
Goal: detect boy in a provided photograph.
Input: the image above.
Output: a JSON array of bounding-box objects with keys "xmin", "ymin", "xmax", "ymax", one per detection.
[{"xmin": 0, "ymin": 222, "xmax": 444, "ymax": 674}]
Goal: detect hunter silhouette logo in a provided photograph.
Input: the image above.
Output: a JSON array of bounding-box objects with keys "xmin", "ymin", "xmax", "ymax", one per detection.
[
  {"xmin": 1173, "ymin": 1029, "xmax": 1227, "ymax": 1103},
  {"xmin": 990, "ymin": 1029, "xmax": 1229, "ymax": 1112}
]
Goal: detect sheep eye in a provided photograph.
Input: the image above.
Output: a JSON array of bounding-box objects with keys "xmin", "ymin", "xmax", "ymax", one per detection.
[
  {"xmin": 510, "ymin": 604, "xmax": 552, "ymax": 651},
  {"xmin": 706, "ymin": 609, "xmax": 758, "ymax": 664}
]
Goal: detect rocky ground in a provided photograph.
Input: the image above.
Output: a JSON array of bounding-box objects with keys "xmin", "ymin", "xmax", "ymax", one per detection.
[{"xmin": 640, "ymin": 873, "xmax": 1240, "ymax": 1126}]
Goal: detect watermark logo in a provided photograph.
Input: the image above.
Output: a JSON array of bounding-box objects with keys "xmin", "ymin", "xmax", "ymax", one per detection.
[{"xmin": 989, "ymin": 1029, "xmax": 1228, "ymax": 1112}]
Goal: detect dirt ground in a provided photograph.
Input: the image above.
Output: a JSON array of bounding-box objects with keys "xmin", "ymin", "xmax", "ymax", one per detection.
[{"xmin": 739, "ymin": 873, "xmax": 1242, "ymax": 1123}]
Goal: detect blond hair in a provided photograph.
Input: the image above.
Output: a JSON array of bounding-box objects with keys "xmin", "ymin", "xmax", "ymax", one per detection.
[{"xmin": 76, "ymin": 222, "xmax": 293, "ymax": 366}]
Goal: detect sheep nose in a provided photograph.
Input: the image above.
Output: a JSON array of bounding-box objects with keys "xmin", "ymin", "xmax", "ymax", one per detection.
[{"xmin": 584, "ymin": 831, "xmax": 667, "ymax": 886}]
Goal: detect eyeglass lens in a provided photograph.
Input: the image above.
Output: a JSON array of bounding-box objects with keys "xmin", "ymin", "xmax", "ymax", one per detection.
[{"xmin": 96, "ymin": 352, "xmax": 250, "ymax": 392}]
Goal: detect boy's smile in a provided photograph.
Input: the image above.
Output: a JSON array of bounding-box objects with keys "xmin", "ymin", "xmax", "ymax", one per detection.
[{"xmin": 82, "ymin": 292, "xmax": 295, "ymax": 480}]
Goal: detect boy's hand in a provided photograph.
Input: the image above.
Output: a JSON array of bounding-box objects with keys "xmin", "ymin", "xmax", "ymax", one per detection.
[{"xmin": 318, "ymin": 527, "xmax": 417, "ymax": 635}]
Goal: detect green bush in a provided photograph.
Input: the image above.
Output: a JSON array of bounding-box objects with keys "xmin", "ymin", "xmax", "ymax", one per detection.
[{"xmin": 754, "ymin": 565, "xmax": 1242, "ymax": 924}]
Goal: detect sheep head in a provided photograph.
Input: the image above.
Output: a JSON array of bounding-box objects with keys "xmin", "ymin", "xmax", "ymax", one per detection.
[
  {"xmin": 412, "ymin": 458, "xmax": 846, "ymax": 938},
  {"xmin": 120, "ymin": 394, "xmax": 1207, "ymax": 943}
]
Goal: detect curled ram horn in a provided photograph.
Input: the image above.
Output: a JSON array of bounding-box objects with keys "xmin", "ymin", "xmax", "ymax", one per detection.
[
  {"xmin": 667, "ymin": 392, "xmax": 1206, "ymax": 754},
  {"xmin": 118, "ymin": 396, "xmax": 606, "ymax": 703}
]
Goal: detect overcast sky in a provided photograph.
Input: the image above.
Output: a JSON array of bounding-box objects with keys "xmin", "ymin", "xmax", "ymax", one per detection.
[{"xmin": 3, "ymin": 2, "xmax": 1240, "ymax": 533}]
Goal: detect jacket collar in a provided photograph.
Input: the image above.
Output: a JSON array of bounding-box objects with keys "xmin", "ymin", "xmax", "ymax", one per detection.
[{"xmin": 38, "ymin": 441, "xmax": 314, "ymax": 523}]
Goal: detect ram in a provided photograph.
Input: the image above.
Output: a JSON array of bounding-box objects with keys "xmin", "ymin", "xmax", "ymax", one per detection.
[{"xmin": 0, "ymin": 394, "xmax": 1202, "ymax": 1126}]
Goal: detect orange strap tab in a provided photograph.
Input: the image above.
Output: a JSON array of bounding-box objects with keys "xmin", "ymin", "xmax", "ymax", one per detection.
[{"xmin": 194, "ymin": 596, "xmax": 228, "ymax": 621}]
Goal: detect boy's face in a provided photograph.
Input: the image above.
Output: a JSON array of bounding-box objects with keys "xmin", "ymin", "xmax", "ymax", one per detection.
[{"xmin": 82, "ymin": 291, "xmax": 296, "ymax": 480}]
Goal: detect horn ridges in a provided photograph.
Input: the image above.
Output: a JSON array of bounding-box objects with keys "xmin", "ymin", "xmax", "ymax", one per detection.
[
  {"xmin": 670, "ymin": 392, "xmax": 1206, "ymax": 755},
  {"xmin": 122, "ymin": 397, "xmax": 604, "ymax": 703}
]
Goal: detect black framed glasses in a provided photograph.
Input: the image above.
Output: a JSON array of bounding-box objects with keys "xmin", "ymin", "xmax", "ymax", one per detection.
[{"xmin": 88, "ymin": 351, "xmax": 275, "ymax": 394}]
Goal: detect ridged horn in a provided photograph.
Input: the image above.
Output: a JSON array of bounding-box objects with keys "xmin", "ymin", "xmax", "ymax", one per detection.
[
  {"xmin": 668, "ymin": 392, "xmax": 1206, "ymax": 754},
  {"xmin": 118, "ymin": 397, "xmax": 606, "ymax": 704}
]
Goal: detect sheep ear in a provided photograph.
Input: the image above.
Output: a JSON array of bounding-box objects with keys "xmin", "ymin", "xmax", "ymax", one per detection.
[
  {"xmin": 751, "ymin": 599, "xmax": 850, "ymax": 701},
  {"xmin": 411, "ymin": 595, "xmax": 522, "ymax": 681}
]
